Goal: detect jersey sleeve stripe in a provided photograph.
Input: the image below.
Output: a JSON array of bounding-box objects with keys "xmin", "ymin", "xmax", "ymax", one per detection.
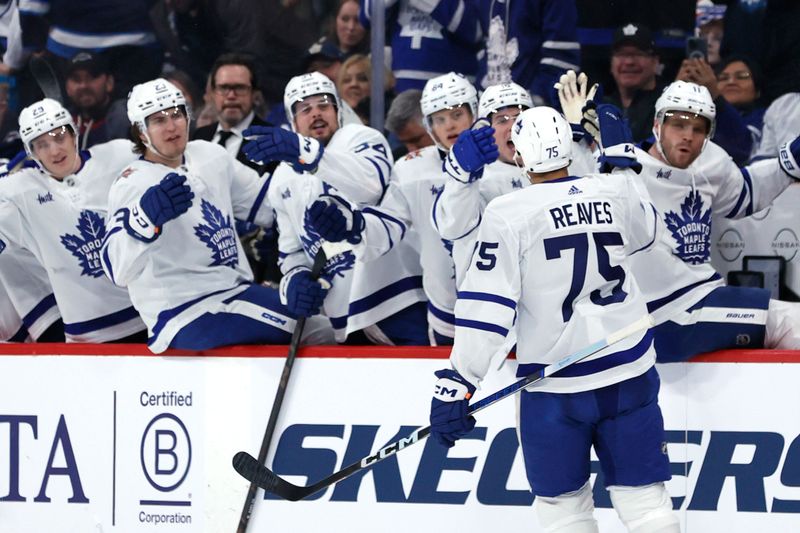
[
  {"xmin": 630, "ymin": 203, "xmax": 659, "ymax": 255},
  {"xmin": 246, "ymin": 174, "xmax": 272, "ymax": 224},
  {"xmin": 362, "ymin": 206, "xmax": 407, "ymax": 240},
  {"xmin": 455, "ymin": 318, "xmax": 509, "ymax": 336},
  {"xmin": 63, "ymin": 305, "xmax": 140, "ymax": 336},
  {"xmin": 646, "ymin": 272, "xmax": 721, "ymax": 313},
  {"xmin": 9, "ymin": 325, "xmax": 29, "ymax": 343},
  {"xmin": 457, "ymin": 290, "xmax": 517, "ymax": 310},
  {"xmin": 22, "ymin": 293, "xmax": 57, "ymax": 329},
  {"xmin": 725, "ymin": 168, "xmax": 753, "ymax": 219},
  {"xmin": 428, "ymin": 301, "xmax": 456, "ymax": 324},
  {"xmin": 364, "ymin": 157, "xmax": 388, "ymax": 188},
  {"xmin": 348, "ymin": 275, "xmax": 423, "ymax": 315}
]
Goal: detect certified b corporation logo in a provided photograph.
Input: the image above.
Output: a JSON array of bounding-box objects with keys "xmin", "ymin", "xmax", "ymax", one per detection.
[{"xmin": 140, "ymin": 413, "xmax": 192, "ymax": 492}]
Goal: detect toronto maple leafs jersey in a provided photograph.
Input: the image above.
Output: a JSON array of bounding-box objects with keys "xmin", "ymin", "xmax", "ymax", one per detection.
[
  {"xmin": 631, "ymin": 142, "xmax": 794, "ymax": 323},
  {"xmin": 452, "ymin": 172, "xmax": 660, "ymax": 393},
  {"xmin": 269, "ymin": 126, "xmax": 425, "ymax": 342},
  {"xmin": 0, "ymin": 140, "xmax": 144, "ymax": 342},
  {"xmin": 102, "ymin": 140, "xmax": 278, "ymax": 353},
  {"xmin": 355, "ymin": 146, "xmax": 457, "ymax": 336},
  {"xmin": 0, "ymin": 278, "xmax": 28, "ymax": 342},
  {"xmin": 0, "ymin": 245, "xmax": 60, "ymax": 340},
  {"xmin": 360, "ymin": 0, "xmax": 480, "ymax": 91}
]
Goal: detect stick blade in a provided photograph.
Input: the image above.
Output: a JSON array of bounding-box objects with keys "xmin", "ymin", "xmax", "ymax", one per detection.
[{"xmin": 232, "ymin": 451, "xmax": 308, "ymax": 501}]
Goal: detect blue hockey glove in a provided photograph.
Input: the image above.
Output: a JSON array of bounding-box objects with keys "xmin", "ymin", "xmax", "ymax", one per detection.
[
  {"xmin": 444, "ymin": 125, "xmax": 499, "ymax": 183},
  {"xmin": 593, "ymin": 104, "xmax": 642, "ymax": 174},
  {"xmin": 279, "ymin": 266, "xmax": 329, "ymax": 317},
  {"xmin": 304, "ymin": 195, "xmax": 365, "ymax": 245},
  {"xmin": 140, "ymin": 173, "xmax": 194, "ymax": 228},
  {"xmin": 242, "ymin": 125, "xmax": 324, "ymax": 172},
  {"xmin": 429, "ymin": 368, "xmax": 476, "ymax": 448},
  {"xmin": 779, "ymin": 137, "xmax": 800, "ymax": 180}
]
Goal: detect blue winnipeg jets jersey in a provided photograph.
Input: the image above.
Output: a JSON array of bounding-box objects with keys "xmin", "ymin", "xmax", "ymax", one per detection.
[
  {"xmin": 632, "ymin": 142, "xmax": 794, "ymax": 323},
  {"xmin": 451, "ymin": 172, "xmax": 661, "ymax": 393},
  {"xmin": 102, "ymin": 140, "xmax": 278, "ymax": 353},
  {"xmin": 269, "ymin": 125, "xmax": 424, "ymax": 341},
  {"xmin": 356, "ymin": 146, "xmax": 457, "ymax": 336},
  {"xmin": 0, "ymin": 140, "xmax": 143, "ymax": 342}
]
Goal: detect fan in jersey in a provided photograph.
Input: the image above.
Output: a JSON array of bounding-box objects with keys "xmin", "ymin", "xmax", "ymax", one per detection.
[
  {"xmin": 245, "ymin": 72, "xmax": 427, "ymax": 345},
  {"xmin": 101, "ymin": 79, "xmax": 333, "ymax": 353},
  {"xmin": 429, "ymin": 105, "xmax": 680, "ymax": 533},
  {"xmin": 596, "ymin": 81, "xmax": 800, "ymax": 360},
  {"xmin": 0, "ymin": 98, "xmax": 145, "ymax": 342},
  {"xmin": 304, "ymin": 72, "xmax": 491, "ymax": 345}
]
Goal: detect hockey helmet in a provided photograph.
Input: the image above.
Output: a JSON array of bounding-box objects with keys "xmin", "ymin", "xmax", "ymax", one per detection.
[
  {"xmin": 283, "ymin": 72, "xmax": 342, "ymax": 131},
  {"xmin": 127, "ymin": 78, "xmax": 189, "ymax": 132},
  {"xmin": 511, "ymin": 107, "xmax": 572, "ymax": 174},
  {"xmin": 478, "ymin": 82, "xmax": 533, "ymax": 119},
  {"xmin": 654, "ymin": 81, "xmax": 716, "ymax": 137},
  {"xmin": 420, "ymin": 72, "xmax": 478, "ymax": 127},
  {"xmin": 19, "ymin": 98, "xmax": 76, "ymax": 156}
]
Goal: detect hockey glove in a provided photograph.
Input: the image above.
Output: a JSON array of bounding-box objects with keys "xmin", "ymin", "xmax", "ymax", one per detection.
[
  {"xmin": 305, "ymin": 195, "xmax": 365, "ymax": 245},
  {"xmin": 140, "ymin": 173, "xmax": 194, "ymax": 228},
  {"xmin": 444, "ymin": 125, "xmax": 499, "ymax": 183},
  {"xmin": 594, "ymin": 104, "xmax": 642, "ymax": 174},
  {"xmin": 242, "ymin": 125, "xmax": 324, "ymax": 173},
  {"xmin": 279, "ymin": 266, "xmax": 329, "ymax": 317},
  {"xmin": 429, "ymin": 368, "xmax": 476, "ymax": 448},
  {"xmin": 778, "ymin": 137, "xmax": 800, "ymax": 180},
  {"xmin": 554, "ymin": 70, "xmax": 599, "ymax": 143}
]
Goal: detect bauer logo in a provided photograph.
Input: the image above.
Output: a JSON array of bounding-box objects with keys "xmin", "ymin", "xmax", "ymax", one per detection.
[{"xmin": 140, "ymin": 413, "xmax": 192, "ymax": 492}]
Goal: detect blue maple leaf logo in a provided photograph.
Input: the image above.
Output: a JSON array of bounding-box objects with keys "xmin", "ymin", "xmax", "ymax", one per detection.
[
  {"xmin": 60, "ymin": 210, "xmax": 107, "ymax": 277},
  {"xmin": 664, "ymin": 190, "xmax": 712, "ymax": 264},
  {"xmin": 300, "ymin": 218, "xmax": 356, "ymax": 283},
  {"xmin": 193, "ymin": 199, "xmax": 239, "ymax": 268}
]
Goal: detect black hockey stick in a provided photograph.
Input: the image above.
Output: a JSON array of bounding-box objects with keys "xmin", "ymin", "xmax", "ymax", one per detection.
[
  {"xmin": 236, "ymin": 246, "xmax": 329, "ymax": 531},
  {"xmin": 29, "ymin": 55, "xmax": 63, "ymax": 103},
  {"xmin": 232, "ymin": 315, "xmax": 653, "ymax": 501}
]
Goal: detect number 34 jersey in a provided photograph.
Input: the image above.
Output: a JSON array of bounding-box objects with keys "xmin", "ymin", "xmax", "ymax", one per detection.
[{"xmin": 451, "ymin": 172, "xmax": 662, "ymax": 393}]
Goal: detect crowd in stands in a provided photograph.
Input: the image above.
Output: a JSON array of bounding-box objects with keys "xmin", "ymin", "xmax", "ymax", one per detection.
[{"xmin": 0, "ymin": 0, "xmax": 798, "ymax": 351}]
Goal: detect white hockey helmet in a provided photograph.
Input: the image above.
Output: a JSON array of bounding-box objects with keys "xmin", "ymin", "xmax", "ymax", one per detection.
[
  {"xmin": 654, "ymin": 81, "xmax": 716, "ymax": 137},
  {"xmin": 511, "ymin": 107, "xmax": 572, "ymax": 174},
  {"xmin": 283, "ymin": 71, "xmax": 342, "ymax": 131},
  {"xmin": 127, "ymin": 78, "xmax": 189, "ymax": 132},
  {"xmin": 420, "ymin": 72, "xmax": 478, "ymax": 127},
  {"xmin": 478, "ymin": 82, "xmax": 533, "ymax": 119},
  {"xmin": 19, "ymin": 98, "xmax": 76, "ymax": 156}
]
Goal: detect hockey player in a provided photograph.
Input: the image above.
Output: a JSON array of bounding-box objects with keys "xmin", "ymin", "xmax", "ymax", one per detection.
[
  {"xmin": 0, "ymin": 98, "xmax": 146, "ymax": 342},
  {"xmin": 305, "ymin": 72, "xmax": 492, "ymax": 345},
  {"xmin": 101, "ymin": 79, "xmax": 333, "ymax": 352},
  {"xmin": 429, "ymin": 106, "xmax": 679, "ymax": 533},
  {"xmin": 621, "ymin": 81, "xmax": 800, "ymax": 359},
  {"xmin": 244, "ymin": 72, "xmax": 427, "ymax": 344}
]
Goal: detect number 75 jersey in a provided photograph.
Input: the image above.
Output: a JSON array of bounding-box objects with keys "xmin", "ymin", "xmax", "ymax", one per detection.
[{"xmin": 451, "ymin": 173, "xmax": 662, "ymax": 393}]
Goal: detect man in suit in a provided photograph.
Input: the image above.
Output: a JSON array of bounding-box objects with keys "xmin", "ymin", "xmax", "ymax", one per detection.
[{"xmin": 192, "ymin": 52, "xmax": 280, "ymax": 283}]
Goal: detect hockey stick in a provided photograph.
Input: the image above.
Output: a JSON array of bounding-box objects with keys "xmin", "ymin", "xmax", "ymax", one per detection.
[
  {"xmin": 236, "ymin": 241, "xmax": 350, "ymax": 531},
  {"xmin": 29, "ymin": 55, "xmax": 63, "ymax": 103},
  {"xmin": 232, "ymin": 314, "xmax": 653, "ymax": 502}
]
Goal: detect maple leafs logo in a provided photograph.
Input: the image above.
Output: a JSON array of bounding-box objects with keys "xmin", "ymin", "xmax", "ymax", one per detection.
[
  {"xmin": 300, "ymin": 221, "xmax": 355, "ymax": 283},
  {"xmin": 193, "ymin": 199, "xmax": 238, "ymax": 268},
  {"xmin": 60, "ymin": 210, "xmax": 107, "ymax": 277},
  {"xmin": 664, "ymin": 190, "xmax": 712, "ymax": 264}
]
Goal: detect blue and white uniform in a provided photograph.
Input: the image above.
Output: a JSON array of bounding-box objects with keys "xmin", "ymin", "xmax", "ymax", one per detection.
[
  {"xmin": 354, "ymin": 145, "xmax": 457, "ymax": 342},
  {"xmin": 0, "ymin": 140, "xmax": 145, "ymax": 342},
  {"xmin": 270, "ymin": 124, "xmax": 426, "ymax": 344},
  {"xmin": 101, "ymin": 141, "xmax": 332, "ymax": 352},
  {"xmin": 359, "ymin": 0, "xmax": 480, "ymax": 91},
  {"xmin": 451, "ymin": 171, "xmax": 668, "ymax": 498},
  {"xmin": 632, "ymin": 141, "xmax": 797, "ymax": 359},
  {"xmin": 0, "ymin": 246, "xmax": 60, "ymax": 341}
]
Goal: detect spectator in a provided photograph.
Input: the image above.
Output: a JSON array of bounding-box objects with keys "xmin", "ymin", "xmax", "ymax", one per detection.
[
  {"xmin": 359, "ymin": 0, "xmax": 479, "ymax": 92},
  {"xmin": 676, "ymin": 54, "xmax": 765, "ymax": 164},
  {"xmin": 336, "ymin": 54, "xmax": 395, "ymax": 124},
  {"xmin": 64, "ymin": 52, "xmax": 130, "ymax": 150},
  {"xmin": 303, "ymin": 37, "xmax": 347, "ymax": 81},
  {"xmin": 695, "ymin": 0, "xmax": 726, "ymax": 66},
  {"xmin": 0, "ymin": 78, "xmax": 21, "ymax": 158},
  {"xmin": 18, "ymin": 0, "xmax": 163, "ymax": 99},
  {"xmin": 384, "ymin": 89, "xmax": 433, "ymax": 158},
  {"xmin": 472, "ymin": 0, "xmax": 580, "ymax": 106},
  {"xmin": 330, "ymin": 0, "xmax": 369, "ymax": 57},
  {"xmin": 603, "ymin": 23, "xmax": 664, "ymax": 143}
]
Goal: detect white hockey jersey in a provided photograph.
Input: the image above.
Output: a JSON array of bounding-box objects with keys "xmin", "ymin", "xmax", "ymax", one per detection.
[
  {"xmin": 452, "ymin": 172, "xmax": 660, "ymax": 393},
  {"xmin": 102, "ymin": 140, "xmax": 279, "ymax": 353},
  {"xmin": 631, "ymin": 141, "xmax": 794, "ymax": 323},
  {"xmin": 0, "ymin": 278, "xmax": 27, "ymax": 342},
  {"xmin": 0, "ymin": 245, "xmax": 60, "ymax": 340},
  {"xmin": 355, "ymin": 146, "xmax": 457, "ymax": 336},
  {"xmin": 0, "ymin": 140, "xmax": 144, "ymax": 342},
  {"xmin": 269, "ymin": 125, "xmax": 424, "ymax": 342}
]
